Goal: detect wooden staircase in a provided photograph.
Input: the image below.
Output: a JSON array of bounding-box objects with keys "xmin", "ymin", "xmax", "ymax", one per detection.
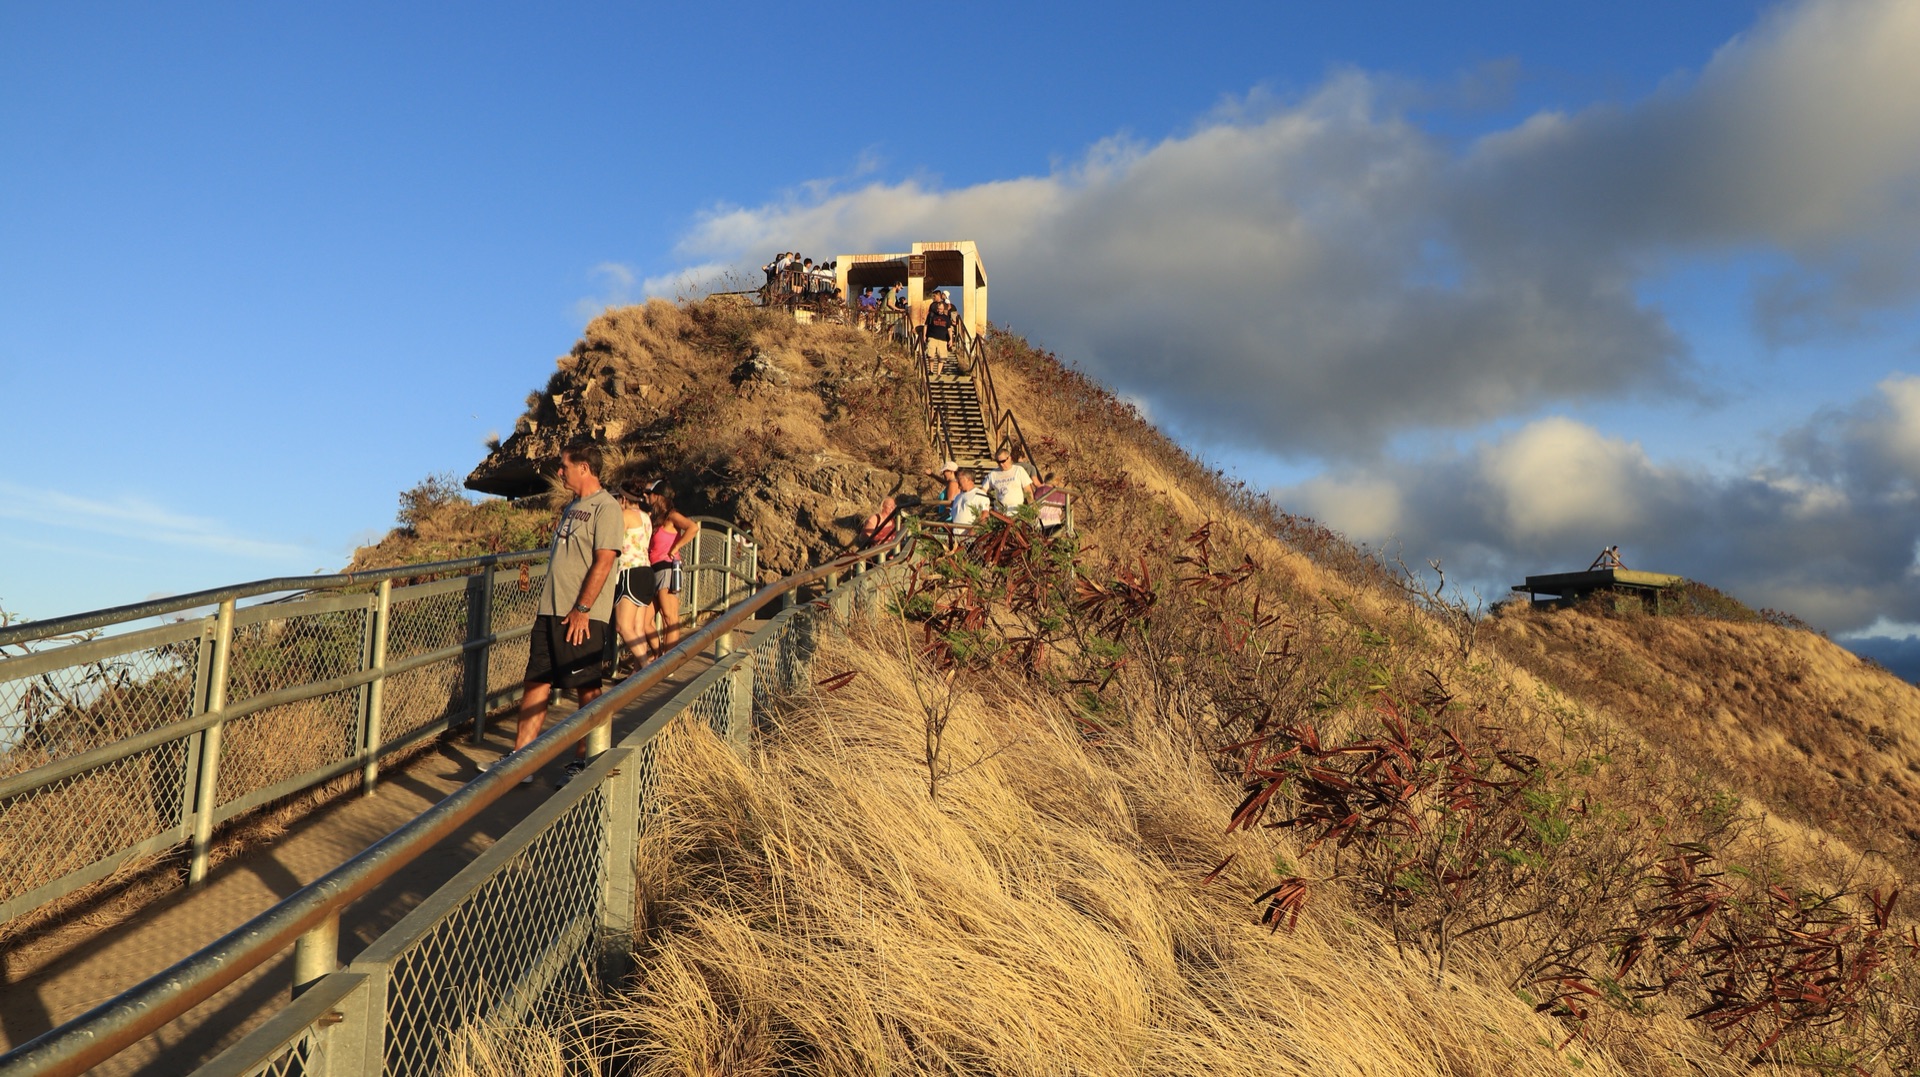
[{"xmin": 927, "ymin": 371, "xmax": 992, "ymax": 467}]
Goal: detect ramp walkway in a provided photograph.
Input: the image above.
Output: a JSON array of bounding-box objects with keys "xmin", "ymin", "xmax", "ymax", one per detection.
[
  {"xmin": 0, "ymin": 542, "xmax": 899, "ymax": 1077},
  {"xmin": 0, "ymin": 640, "xmax": 745, "ymax": 1075}
]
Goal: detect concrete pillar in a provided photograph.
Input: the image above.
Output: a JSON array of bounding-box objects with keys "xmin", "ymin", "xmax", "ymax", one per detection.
[
  {"xmin": 834, "ymin": 262, "xmax": 853, "ymax": 320},
  {"xmin": 907, "ymin": 273, "xmax": 927, "ymax": 332},
  {"xmin": 961, "ymin": 248, "xmax": 979, "ymax": 337}
]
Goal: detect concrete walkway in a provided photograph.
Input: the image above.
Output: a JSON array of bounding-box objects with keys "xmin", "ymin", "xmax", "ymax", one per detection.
[{"xmin": 0, "ymin": 638, "xmax": 741, "ymax": 1076}]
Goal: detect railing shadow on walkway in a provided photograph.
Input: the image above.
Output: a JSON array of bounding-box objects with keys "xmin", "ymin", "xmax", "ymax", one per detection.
[{"xmin": 0, "ymin": 536, "xmax": 906, "ymax": 1077}]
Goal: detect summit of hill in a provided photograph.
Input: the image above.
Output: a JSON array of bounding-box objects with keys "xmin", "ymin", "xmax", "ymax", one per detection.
[{"xmin": 360, "ymin": 298, "xmax": 1920, "ymax": 1075}]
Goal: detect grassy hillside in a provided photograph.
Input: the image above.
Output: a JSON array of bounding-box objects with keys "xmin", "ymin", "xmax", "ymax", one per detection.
[
  {"xmin": 1487, "ymin": 595, "xmax": 1920, "ymax": 878},
  {"xmin": 410, "ymin": 301, "xmax": 1920, "ymax": 1075}
]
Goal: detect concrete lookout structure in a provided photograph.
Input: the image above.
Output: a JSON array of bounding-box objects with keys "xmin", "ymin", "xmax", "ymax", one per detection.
[
  {"xmin": 1513, "ymin": 547, "xmax": 1682, "ymax": 611},
  {"xmin": 834, "ymin": 240, "xmax": 989, "ymax": 337}
]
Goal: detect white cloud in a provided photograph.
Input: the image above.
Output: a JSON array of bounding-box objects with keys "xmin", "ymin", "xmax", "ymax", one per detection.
[
  {"xmin": 640, "ymin": 261, "xmax": 736, "ymax": 302},
  {"xmin": 1875, "ymin": 374, "xmax": 1920, "ymax": 478},
  {"xmin": 1277, "ymin": 378, "xmax": 1920, "ymax": 633},
  {"xmin": 1287, "ymin": 474, "xmax": 1403, "ymax": 540},
  {"xmin": 1481, "ymin": 418, "xmax": 1652, "ymax": 541},
  {"xmin": 0, "ymin": 481, "xmax": 314, "ymax": 561},
  {"xmin": 570, "ymin": 261, "xmax": 640, "ymax": 322},
  {"xmin": 659, "ymin": 0, "xmax": 1920, "ymax": 459}
]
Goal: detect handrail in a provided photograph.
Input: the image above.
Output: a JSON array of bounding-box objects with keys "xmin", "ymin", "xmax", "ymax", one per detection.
[
  {"xmin": 954, "ymin": 324, "xmax": 1042, "ymax": 477},
  {"xmin": 0, "ymin": 536, "xmax": 911, "ymax": 1077},
  {"xmin": 0, "ymin": 549, "xmax": 549, "ymax": 650},
  {"xmin": 908, "ymin": 329, "xmax": 956, "ymax": 465}
]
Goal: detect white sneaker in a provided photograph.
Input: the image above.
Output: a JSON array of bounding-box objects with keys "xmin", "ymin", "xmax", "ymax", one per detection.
[{"xmin": 477, "ymin": 760, "xmax": 534, "ymax": 785}]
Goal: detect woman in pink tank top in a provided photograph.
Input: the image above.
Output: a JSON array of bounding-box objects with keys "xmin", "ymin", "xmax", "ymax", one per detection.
[{"xmin": 644, "ymin": 481, "xmax": 700, "ymax": 651}]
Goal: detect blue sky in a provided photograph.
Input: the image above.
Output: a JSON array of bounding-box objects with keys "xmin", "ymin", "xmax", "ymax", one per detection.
[{"xmin": 6, "ymin": 1, "xmax": 1920, "ymax": 655}]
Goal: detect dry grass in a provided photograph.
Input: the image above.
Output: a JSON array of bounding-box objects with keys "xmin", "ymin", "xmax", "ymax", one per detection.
[
  {"xmin": 446, "ymin": 611, "xmax": 1818, "ymax": 1077},
  {"xmin": 1486, "ymin": 601, "xmax": 1920, "ymax": 877},
  {"xmin": 356, "ymin": 304, "xmax": 1920, "ymax": 1071}
]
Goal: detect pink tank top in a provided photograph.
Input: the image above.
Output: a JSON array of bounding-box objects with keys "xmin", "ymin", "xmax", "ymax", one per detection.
[{"xmin": 648, "ymin": 524, "xmax": 677, "ymax": 563}]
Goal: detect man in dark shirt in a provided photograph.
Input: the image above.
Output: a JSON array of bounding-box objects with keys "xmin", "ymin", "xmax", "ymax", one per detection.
[{"xmin": 923, "ymin": 292, "xmax": 956, "ymax": 373}]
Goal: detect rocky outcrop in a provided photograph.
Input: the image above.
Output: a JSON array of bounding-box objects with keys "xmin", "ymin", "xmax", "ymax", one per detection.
[
  {"xmin": 723, "ymin": 455, "xmax": 915, "ymax": 578},
  {"xmin": 465, "ymin": 297, "xmax": 932, "ymax": 576}
]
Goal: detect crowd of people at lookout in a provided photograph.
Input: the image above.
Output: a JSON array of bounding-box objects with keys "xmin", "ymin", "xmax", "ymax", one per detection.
[
  {"xmin": 758, "ymin": 251, "xmax": 965, "ymax": 353},
  {"xmin": 762, "ymin": 251, "xmax": 840, "ymax": 301}
]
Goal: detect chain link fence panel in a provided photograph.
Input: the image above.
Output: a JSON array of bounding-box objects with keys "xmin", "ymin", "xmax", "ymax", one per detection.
[
  {"xmin": 0, "ymin": 737, "xmax": 192, "ymax": 914},
  {"xmin": 1, "ymin": 621, "xmax": 205, "ymax": 774},
  {"xmin": 213, "ymin": 687, "xmax": 361, "ymax": 810},
  {"xmin": 362, "ymin": 782, "xmax": 609, "ymax": 1077}
]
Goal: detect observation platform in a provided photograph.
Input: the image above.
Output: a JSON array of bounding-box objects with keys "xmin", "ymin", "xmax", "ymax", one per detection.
[{"xmin": 1512, "ymin": 568, "xmax": 1683, "ymax": 609}]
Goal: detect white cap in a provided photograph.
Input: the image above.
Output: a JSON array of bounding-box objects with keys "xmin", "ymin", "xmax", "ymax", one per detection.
[{"xmin": 940, "ymin": 460, "xmax": 958, "ymax": 474}]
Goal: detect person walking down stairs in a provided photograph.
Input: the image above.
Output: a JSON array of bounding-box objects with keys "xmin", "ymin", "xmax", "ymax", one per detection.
[{"xmin": 923, "ymin": 291, "xmax": 957, "ymax": 374}]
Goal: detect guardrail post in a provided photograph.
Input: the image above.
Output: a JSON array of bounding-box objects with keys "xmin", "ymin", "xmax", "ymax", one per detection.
[
  {"xmin": 598, "ymin": 746, "xmax": 638, "ymax": 983},
  {"xmin": 188, "ymin": 598, "xmax": 236, "ymax": 887},
  {"xmin": 176, "ymin": 614, "xmax": 218, "ymax": 842},
  {"xmin": 686, "ymin": 554, "xmax": 700, "ymax": 621},
  {"xmin": 339, "ymin": 962, "xmax": 390, "ymax": 1075},
  {"xmin": 586, "ymin": 712, "xmax": 612, "ymax": 760},
  {"xmin": 293, "ymin": 910, "xmax": 341, "ymax": 997},
  {"xmin": 726, "ymin": 656, "xmax": 753, "ymax": 752},
  {"xmin": 466, "ymin": 564, "xmax": 496, "ymax": 744},
  {"xmin": 360, "ymin": 579, "xmax": 393, "ymax": 793}
]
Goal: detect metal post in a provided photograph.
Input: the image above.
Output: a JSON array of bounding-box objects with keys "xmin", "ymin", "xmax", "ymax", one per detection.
[
  {"xmin": 687, "ymin": 548, "xmax": 701, "ymax": 622},
  {"xmin": 293, "ymin": 910, "xmax": 341, "ymax": 997},
  {"xmin": 726, "ymin": 657, "xmax": 754, "ymax": 751},
  {"xmin": 586, "ymin": 714, "xmax": 612, "ymax": 760},
  {"xmin": 360, "ymin": 580, "xmax": 393, "ymax": 793},
  {"xmin": 337, "ymin": 963, "xmax": 390, "ymax": 1075},
  {"xmin": 176, "ymin": 615, "xmax": 217, "ymax": 839},
  {"xmin": 598, "ymin": 746, "xmax": 638, "ymax": 983},
  {"xmin": 467, "ymin": 564, "xmax": 496, "ymax": 744},
  {"xmin": 188, "ymin": 599, "xmax": 236, "ymax": 887}
]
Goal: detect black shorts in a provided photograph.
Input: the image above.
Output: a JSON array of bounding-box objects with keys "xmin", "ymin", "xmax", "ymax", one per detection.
[
  {"xmin": 615, "ymin": 565, "xmax": 656, "ymax": 606},
  {"xmin": 524, "ymin": 614, "xmax": 608, "ymax": 690}
]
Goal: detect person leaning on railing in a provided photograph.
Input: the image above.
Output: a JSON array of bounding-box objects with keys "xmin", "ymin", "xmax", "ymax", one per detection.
[{"xmin": 643, "ymin": 481, "xmax": 701, "ymax": 655}]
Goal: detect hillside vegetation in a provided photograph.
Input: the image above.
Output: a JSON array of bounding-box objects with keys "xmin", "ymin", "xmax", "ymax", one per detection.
[{"xmin": 396, "ymin": 299, "xmax": 1920, "ymax": 1075}]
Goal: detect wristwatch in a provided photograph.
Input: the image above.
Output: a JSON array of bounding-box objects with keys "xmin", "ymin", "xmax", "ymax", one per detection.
[{"xmin": 573, "ymin": 602, "xmax": 592, "ymax": 614}]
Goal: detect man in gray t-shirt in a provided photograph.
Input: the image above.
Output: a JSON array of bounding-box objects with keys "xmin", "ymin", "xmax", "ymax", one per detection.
[{"xmin": 501, "ymin": 438, "xmax": 622, "ymax": 783}]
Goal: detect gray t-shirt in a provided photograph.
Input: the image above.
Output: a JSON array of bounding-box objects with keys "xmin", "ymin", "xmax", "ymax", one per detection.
[{"xmin": 539, "ymin": 488, "xmax": 623, "ymax": 621}]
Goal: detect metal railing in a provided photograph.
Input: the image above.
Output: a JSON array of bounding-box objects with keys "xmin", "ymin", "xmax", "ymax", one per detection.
[
  {"xmin": 678, "ymin": 515, "xmax": 760, "ymax": 623},
  {"xmin": 0, "ymin": 523, "xmax": 757, "ymax": 931},
  {"xmin": 955, "ymin": 323, "xmax": 1041, "ymax": 474},
  {"xmin": 0, "ymin": 537, "xmax": 908, "ymax": 1077}
]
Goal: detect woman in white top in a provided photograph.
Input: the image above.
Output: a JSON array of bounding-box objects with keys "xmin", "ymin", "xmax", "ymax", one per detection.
[{"xmin": 611, "ymin": 480, "xmax": 657, "ymax": 672}]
